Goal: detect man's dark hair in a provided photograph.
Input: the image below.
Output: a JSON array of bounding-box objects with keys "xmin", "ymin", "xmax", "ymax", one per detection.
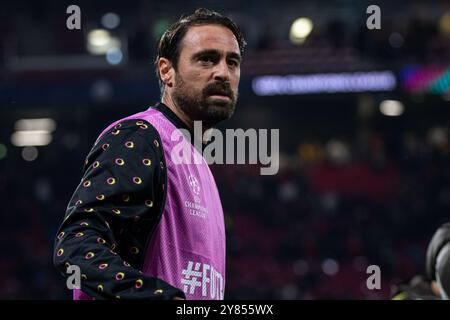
[{"xmin": 154, "ymin": 8, "xmax": 246, "ymax": 93}]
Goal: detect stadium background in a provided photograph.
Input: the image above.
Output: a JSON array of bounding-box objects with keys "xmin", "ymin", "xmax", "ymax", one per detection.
[{"xmin": 1, "ymin": 0, "xmax": 450, "ymax": 299}]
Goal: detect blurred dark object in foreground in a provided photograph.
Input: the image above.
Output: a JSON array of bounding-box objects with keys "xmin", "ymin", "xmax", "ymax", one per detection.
[{"xmin": 391, "ymin": 275, "xmax": 440, "ymax": 300}]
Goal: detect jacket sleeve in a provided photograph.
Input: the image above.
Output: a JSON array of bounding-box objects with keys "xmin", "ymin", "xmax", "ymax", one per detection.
[{"xmin": 53, "ymin": 119, "xmax": 185, "ymax": 300}]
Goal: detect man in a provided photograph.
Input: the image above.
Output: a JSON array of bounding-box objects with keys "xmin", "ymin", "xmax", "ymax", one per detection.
[{"xmin": 53, "ymin": 8, "xmax": 246, "ymax": 300}]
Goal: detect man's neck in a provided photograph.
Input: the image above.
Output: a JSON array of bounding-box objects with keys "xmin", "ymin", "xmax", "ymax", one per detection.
[
  {"xmin": 161, "ymin": 94, "xmax": 194, "ymax": 131},
  {"xmin": 161, "ymin": 93, "xmax": 212, "ymax": 144}
]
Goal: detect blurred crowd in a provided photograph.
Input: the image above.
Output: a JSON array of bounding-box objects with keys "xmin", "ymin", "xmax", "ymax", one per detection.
[
  {"xmin": 218, "ymin": 123, "xmax": 450, "ymax": 299},
  {"xmin": 1, "ymin": 1, "xmax": 450, "ymax": 79},
  {"xmin": 0, "ymin": 118, "xmax": 449, "ymax": 299}
]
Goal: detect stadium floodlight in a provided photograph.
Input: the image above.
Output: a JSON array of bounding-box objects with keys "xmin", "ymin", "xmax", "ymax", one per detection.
[
  {"xmin": 11, "ymin": 130, "xmax": 53, "ymax": 147},
  {"xmin": 14, "ymin": 118, "xmax": 56, "ymax": 133},
  {"xmin": 87, "ymin": 29, "xmax": 121, "ymax": 55},
  {"xmin": 290, "ymin": 18, "xmax": 313, "ymax": 44},
  {"xmin": 380, "ymin": 100, "xmax": 404, "ymax": 116}
]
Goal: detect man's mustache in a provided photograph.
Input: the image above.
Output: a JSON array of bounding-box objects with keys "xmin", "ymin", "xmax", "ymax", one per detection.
[{"xmin": 203, "ymin": 82, "xmax": 234, "ymax": 100}]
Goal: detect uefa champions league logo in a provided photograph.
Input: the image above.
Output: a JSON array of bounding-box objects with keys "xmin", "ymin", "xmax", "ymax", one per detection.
[
  {"xmin": 188, "ymin": 175, "xmax": 201, "ymax": 196},
  {"xmin": 185, "ymin": 175, "xmax": 206, "ymax": 216}
]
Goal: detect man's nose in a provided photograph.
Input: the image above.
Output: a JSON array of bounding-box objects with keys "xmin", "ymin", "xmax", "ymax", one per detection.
[{"xmin": 213, "ymin": 59, "xmax": 231, "ymax": 82}]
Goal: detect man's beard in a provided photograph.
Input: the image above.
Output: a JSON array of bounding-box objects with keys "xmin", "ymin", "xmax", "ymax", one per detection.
[{"xmin": 172, "ymin": 73, "xmax": 238, "ymax": 128}]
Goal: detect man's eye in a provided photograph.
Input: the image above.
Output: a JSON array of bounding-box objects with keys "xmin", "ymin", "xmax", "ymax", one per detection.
[
  {"xmin": 199, "ymin": 56, "xmax": 214, "ymax": 64},
  {"xmin": 228, "ymin": 60, "xmax": 239, "ymax": 67}
]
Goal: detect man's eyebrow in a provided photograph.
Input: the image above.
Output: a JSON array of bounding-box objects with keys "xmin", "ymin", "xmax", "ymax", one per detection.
[
  {"xmin": 227, "ymin": 52, "xmax": 241, "ymax": 62},
  {"xmin": 192, "ymin": 49, "xmax": 241, "ymax": 62}
]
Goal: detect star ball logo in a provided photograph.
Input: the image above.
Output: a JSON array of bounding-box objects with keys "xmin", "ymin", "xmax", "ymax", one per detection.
[
  {"xmin": 185, "ymin": 175, "xmax": 207, "ymax": 218},
  {"xmin": 188, "ymin": 175, "xmax": 201, "ymax": 196}
]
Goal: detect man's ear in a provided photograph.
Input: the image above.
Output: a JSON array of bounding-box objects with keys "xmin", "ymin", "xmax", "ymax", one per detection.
[{"xmin": 158, "ymin": 58, "xmax": 174, "ymax": 88}]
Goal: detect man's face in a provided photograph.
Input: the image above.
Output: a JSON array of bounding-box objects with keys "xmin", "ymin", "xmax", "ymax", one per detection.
[{"xmin": 171, "ymin": 24, "xmax": 241, "ymax": 127}]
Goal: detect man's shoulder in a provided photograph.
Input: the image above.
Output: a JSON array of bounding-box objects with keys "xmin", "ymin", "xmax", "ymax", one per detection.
[
  {"xmin": 96, "ymin": 107, "xmax": 163, "ymax": 143},
  {"xmin": 83, "ymin": 114, "xmax": 164, "ymax": 173},
  {"xmin": 96, "ymin": 118, "xmax": 161, "ymax": 147}
]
